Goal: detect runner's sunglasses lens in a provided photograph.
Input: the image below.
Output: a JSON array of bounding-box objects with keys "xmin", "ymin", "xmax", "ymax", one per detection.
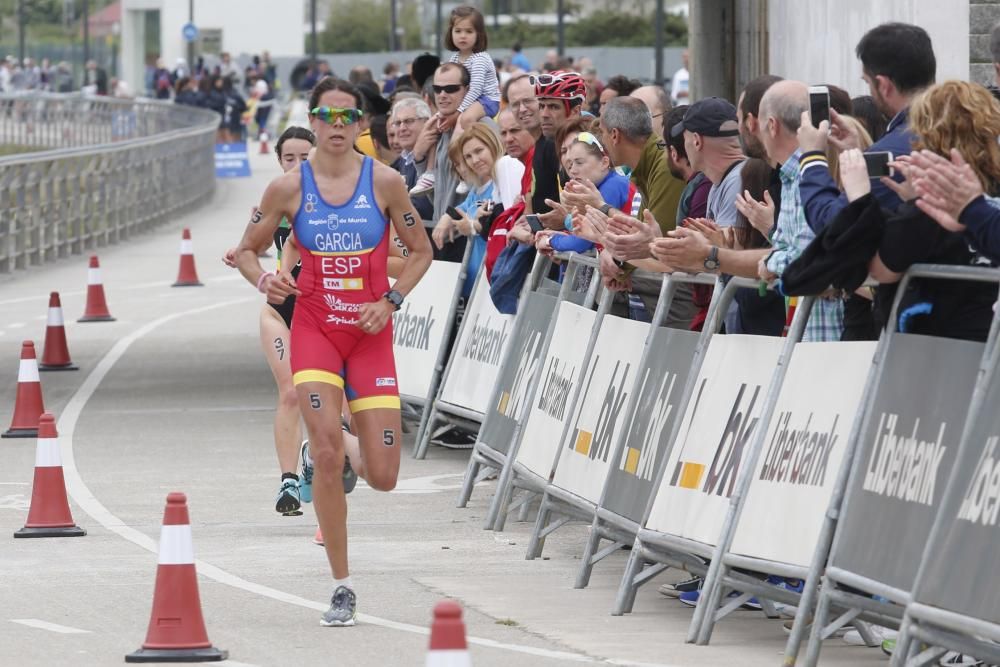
[
  {"xmin": 529, "ymin": 74, "xmax": 561, "ymax": 87},
  {"xmin": 432, "ymin": 84, "xmax": 463, "ymax": 94},
  {"xmin": 310, "ymin": 107, "xmax": 363, "ymax": 125}
]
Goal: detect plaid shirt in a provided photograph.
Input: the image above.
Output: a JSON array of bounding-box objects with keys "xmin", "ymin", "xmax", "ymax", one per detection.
[{"xmin": 766, "ymin": 149, "xmax": 844, "ymax": 342}]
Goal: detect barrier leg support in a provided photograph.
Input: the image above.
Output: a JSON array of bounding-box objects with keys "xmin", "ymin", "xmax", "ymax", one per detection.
[
  {"xmin": 574, "ymin": 518, "xmax": 603, "ymax": 589},
  {"xmin": 803, "ymin": 578, "xmax": 836, "ymax": 667},
  {"xmin": 516, "ymin": 491, "xmax": 535, "ymax": 523},
  {"xmin": 891, "ymin": 615, "xmax": 917, "ymax": 667},
  {"xmin": 525, "ymin": 493, "xmax": 552, "ymax": 560},
  {"xmin": 612, "ymin": 545, "xmax": 643, "ymax": 616},
  {"xmin": 413, "ymin": 404, "xmax": 438, "ymax": 460},
  {"xmin": 457, "ymin": 454, "xmax": 481, "ymax": 508},
  {"xmin": 485, "ymin": 463, "xmax": 515, "ymax": 530}
]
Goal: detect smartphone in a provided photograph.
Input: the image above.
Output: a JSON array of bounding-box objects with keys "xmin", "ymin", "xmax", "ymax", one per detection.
[
  {"xmin": 525, "ymin": 214, "xmax": 544, "ymax": 233},
  {"xmin": 864, "ymin": 151, "xmax": 894, "ymax": 179},
  {"xmin": 808, "ymin": 85, "xmax": 830, "ymax": 128},
  {"xmin": 445, "ymin": 206, "xmax": 462, "ymax": 221}
]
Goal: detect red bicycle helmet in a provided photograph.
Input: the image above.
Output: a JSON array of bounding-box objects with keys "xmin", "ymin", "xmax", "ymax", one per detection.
[{"xmin": 531, "ymin": 71, "xmax": 586, "ymax": 104}]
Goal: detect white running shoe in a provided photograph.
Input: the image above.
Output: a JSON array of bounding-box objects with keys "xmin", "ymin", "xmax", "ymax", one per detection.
[
  {"xmin": 409, "ymin": 172, "xmax": 435, "ymax": 196},
  {"xmin": 843, "ymin": 625, "xmax": 897, "ymax": 646}
]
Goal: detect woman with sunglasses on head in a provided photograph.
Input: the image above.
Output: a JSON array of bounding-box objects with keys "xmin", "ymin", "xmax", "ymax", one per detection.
[
  {"xmin": 234, "ymin": 78, "xmax": 432, "ymax": 628},
  {"xmin": 533, "ymin": 127, "xmax": 635, "ymax": 258}
]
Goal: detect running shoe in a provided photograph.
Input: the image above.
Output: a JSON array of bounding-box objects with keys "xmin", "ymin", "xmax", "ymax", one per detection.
[
  {"xmin": 938, "ymin": 652, "xmax": 982, "ymax": 666},
  {"xmin": 658, "ymin": 575, "xmax": 702, "ymax": 598},
  {"xmin": 843, "ymin": 625, "xmax": 897, "ymax": 646},
  {"xmin": 300, "ymin": 439, "xmax": 313, "ymax": 503},
  {"xmin": 455, "ymin": 180, "xmax": 470, "ymax": 195},
  {"xmin": 430, "ymin": 427, "xmax": 476, "ymax": 449},
  {"xmin": 782, "ymin": 618, "xmax": 848, "ymax": 637},
  {"xmin": 764, "ymin": 576, "xmax": 803, "ymax": 617},
  {"xmin": 343, "ymin": 455, "xmax": 358, "ymax": 494},
  {"xmin": 881, "ymin": 637, "xmax": 895, "ymax": 657},
  {"xmin": 409, "ymin": 172, "xmax": 435, "ymax": 196},
  {"xmin": 321, "ymin": 585, "xmax": 357, "ymax": 627},
  {"xmin": 678, "ymin": 588, "xmax": 760, "ymax": 610},
  {"xmin": 275, "ymin": 478, "xmax": 302, "ymax": 516}
]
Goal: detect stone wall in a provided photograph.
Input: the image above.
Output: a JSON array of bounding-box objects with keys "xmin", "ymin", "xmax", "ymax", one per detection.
[{"xmin": 971, "ymin": 1, "xmax": 1000, "ymax": 87}]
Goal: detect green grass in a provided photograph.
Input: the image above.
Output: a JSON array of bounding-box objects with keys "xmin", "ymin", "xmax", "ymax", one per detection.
[{"xmin": 495, "ymin": 618, "xmax": 519, "ymax": 626}]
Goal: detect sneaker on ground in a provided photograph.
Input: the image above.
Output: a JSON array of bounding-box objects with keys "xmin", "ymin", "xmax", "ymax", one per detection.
[
  {"xmin": 938, "ymin": 652, "xmax": 983, "ymax": 666},
  {"xmin": 300, "ymin": 439, "xmax": 313, "ymax": 503},
  {"xmin": 430, "ymin": 427, "xmax": 476, "ymax": 449},
  {"xmin": 843, "ymin": 625, "xmax": 897, "ymax": 646},
  {"xmin": 275, "ymin": 478, "xmax": 302, "ymax": 515},
  {"xmin": 455, "ymin": 180, "xmax": 470, "ymax": 195},
  {"xmin": 678, "ymin": 588, "xmax": 760, "ymax": 610},
  {"xmin": 409, "ymin": 172, "xmax": 435, "ymax": 196},
  {"xmin": 321, "ymin": 585, "xmax": 357, "ymax": 627},
  {"xmin": 782, "ymin": 618, "xmax": 848, "ymax": 637},
  {"xmin": 764, "ymin": 576, "xmax": 803, "ymax": 617},
  {"xmin": 658, "ymin": 575, "xmax": 703, "ymax": 598}
]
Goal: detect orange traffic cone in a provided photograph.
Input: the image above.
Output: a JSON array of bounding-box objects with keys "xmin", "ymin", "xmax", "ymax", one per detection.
[
  {"xmin": 3, "ymin": 341, "xmax": 46, "ymax": 438},
  {"xmin": 39, "ymin": 292, "xmax": 78, "ymax": 371},
  {"xmin": 14, "ymin": 413, "xmax": 85, "ymax": 538},
  {"xmin": 259, "ymin": 131, "xmax": 270, "ymax": 154},
  {"xmin": 426, "ymin": 600, "xmax": 470, "ymax": 666},
  {"xmin": 172, "ymin": 229, "xmax": 204, "ymax": 287},
  {"xmin": 126, "ymin": 492, "xmax": 227, "ymax": 663},
  {"xmin": 78, "ymin": 255, "xmax": 116, "ymax": 322}
]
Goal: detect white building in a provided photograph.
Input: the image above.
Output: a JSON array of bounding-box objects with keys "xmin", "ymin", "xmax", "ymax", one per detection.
[{"xmin": 120, "ymin": 0, "xmax": 305, "ymax": 93}]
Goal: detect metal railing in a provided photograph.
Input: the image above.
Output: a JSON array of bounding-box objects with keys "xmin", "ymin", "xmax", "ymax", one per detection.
[{"xmin": 0, "ymin": 93, "xmax": 219, "ymax": 274}]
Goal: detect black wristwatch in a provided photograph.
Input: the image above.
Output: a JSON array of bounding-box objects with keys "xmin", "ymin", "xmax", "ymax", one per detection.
[
  {"xmin": 703, "ymin": 246, "xmax": 720, "ymax": 272},
  {"xmin": 598, "ymin": 202, "xmax": 612, "ymax": 216},
  {"xmin": 383, "ymin": 289, "xmax": 404, "ymax": 310}
]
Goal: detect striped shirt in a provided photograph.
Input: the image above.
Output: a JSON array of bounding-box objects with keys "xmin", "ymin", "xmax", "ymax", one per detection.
[
  {"xmin": 450, "ymin": 51, "xmax": 501, "ymax": 113},
  {"xmin": 766, "ymin": 149, "xmax": 844, "ymax": 342}
]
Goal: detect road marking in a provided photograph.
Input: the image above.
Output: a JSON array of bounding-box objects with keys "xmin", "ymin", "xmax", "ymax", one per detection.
[
  {"xmin": 0, "ymin": 494, "xmax": 30, "ymax": 510},
  {"xmin": 8, "ymin": 322, "xmax": 24, "ymax": 328},
  {"xmin": 10, "ymin": 619, "xmax": 92, "ymax": 634},
  {"xmin": 0, "ymin": 291, "xmax": 86, "ymax": 307},
  {"xmin": 53, "ymin": 299, "xmax": 666, "ymax": 666}
]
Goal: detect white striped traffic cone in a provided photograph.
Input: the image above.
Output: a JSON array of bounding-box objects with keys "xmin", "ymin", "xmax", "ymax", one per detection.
[
  {"xmin": 172, "ymin": 229, "xmax": 204, "ymax": 287},
  {"xmin": 78, "ymin": 255, "xmax": 116, "ymax": 322},
  {"xmin": 2, "ymin": 341, "xmax": 46, "ymax": 438},
  {"xmin": 426, "ymin": 600, "xmax": 471, "ymax": 667},
  {"xmin": 126, "ymin": 492, "xmax": 227, "ymax": 663},
  {"xmin": 14, "ymin": 413, "xmax": 85, "ymax": 537},
  {"xmin": 39, "ymin": 292, "xmax": 78, "ymax": 371}
]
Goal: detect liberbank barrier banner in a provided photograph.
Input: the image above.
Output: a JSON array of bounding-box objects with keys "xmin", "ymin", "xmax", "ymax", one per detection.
[
  {"xmin": 438, "ymin": 274, "xmax": 515, "ymax": 414},
  {"xmin": 920, "ymin": 358, "xmax": 1000, "ymax": 624},
  {"xmin": 551, "ymin": 314, "xmax": 649, "ymax": 505},
  {"xmin": 512, "ymin": 301, "xmax": 596, "ymax": 478},
  {"xmin": 392, "ymin": 260, "xmax": 462, "ymax": 400},
  {"xmin": 477, "ymin": 291, "xmax": 557, "ymax": 456},
  {"xmin": 602, "ymin": 327, "xmax": 701, "ymax": 523},
  {"xmin": 645, "ymin": 334, "xmax": 785, "ymax": 545},
  {"xmin": 831, "ymin": 333, "xmax": 983, "ymax": 592},
  {"xmin": 729, "ymin": 341, "xmax": 877, "ymax": 568}
]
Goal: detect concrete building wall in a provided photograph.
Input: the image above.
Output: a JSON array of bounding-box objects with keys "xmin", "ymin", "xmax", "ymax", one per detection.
[
  {"xmin": 767, "ymin": 0, "xmax": 969, "ymax": 96},
  {"xmin": 971, "ymin": 0, "xmax": 1000, "ymax": 87},
  {"xmin": 121, "ymin": 0, "xmax": 304, "ymax": 95}
]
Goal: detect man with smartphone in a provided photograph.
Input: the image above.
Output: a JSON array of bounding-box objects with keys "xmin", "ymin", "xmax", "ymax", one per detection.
[{"xmin": 796, "ymin": 23, "xmax": 936, "ymax": 233}]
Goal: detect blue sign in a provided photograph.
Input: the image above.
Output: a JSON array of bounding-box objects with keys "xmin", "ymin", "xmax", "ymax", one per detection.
[
  {"xmin": 182, "ymin": 22, "xmax": 199, "ymax": 42},
  {"xmin": 215, "ymin": 142, "xmax": 251, "ymax": 178}
]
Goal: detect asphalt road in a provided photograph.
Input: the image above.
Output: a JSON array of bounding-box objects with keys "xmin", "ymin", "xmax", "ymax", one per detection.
[{"xmin": 0, "ymin": 146, "xmax": 891, "ymax": 666}]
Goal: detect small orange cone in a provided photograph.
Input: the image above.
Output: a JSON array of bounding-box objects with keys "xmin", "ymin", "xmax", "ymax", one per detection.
[
  {"xmin": 3, "ymin": 341, "xmax": 46, "ymax": 438},
  {"xmin": 259, "ymin": 131, "xmax": 270, "ymax": 154},
  {"xmin": 172, "ymin": 229, "xmax": 204, "ymax": 287},
  {"xmin": 39, "ymin": 292, "xmax": 78, "ymax": 371},
  {"xmin": 126, "ymin": 492, "xmax": 227, "ymax": 663},
  {"xmin": 426, "ymin": 600, "xmax": 470, "ymax": 666},
  {"xmin": 78, "ymin": 255, "xmax": 116, "ymax": 322},
  {"xmin": 14, "ymin": 413, "xmax": 85, "ymax": 538}
]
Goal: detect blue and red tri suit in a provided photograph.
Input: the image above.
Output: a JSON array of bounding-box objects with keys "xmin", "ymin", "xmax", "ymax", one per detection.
[{"xmin": 289, "ymin": 157, "xmax": 400, "ymax": 412}]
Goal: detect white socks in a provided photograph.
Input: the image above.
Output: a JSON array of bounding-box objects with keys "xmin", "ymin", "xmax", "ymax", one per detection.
[{"xmin": 334, "ymin": 576, "xmax": 354, "ymax": 591}]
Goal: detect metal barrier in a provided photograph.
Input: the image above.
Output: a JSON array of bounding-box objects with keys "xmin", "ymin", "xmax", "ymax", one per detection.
[{"xmin": 0, "ymin": 93, "xmax": 219, "ymax": 274}]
